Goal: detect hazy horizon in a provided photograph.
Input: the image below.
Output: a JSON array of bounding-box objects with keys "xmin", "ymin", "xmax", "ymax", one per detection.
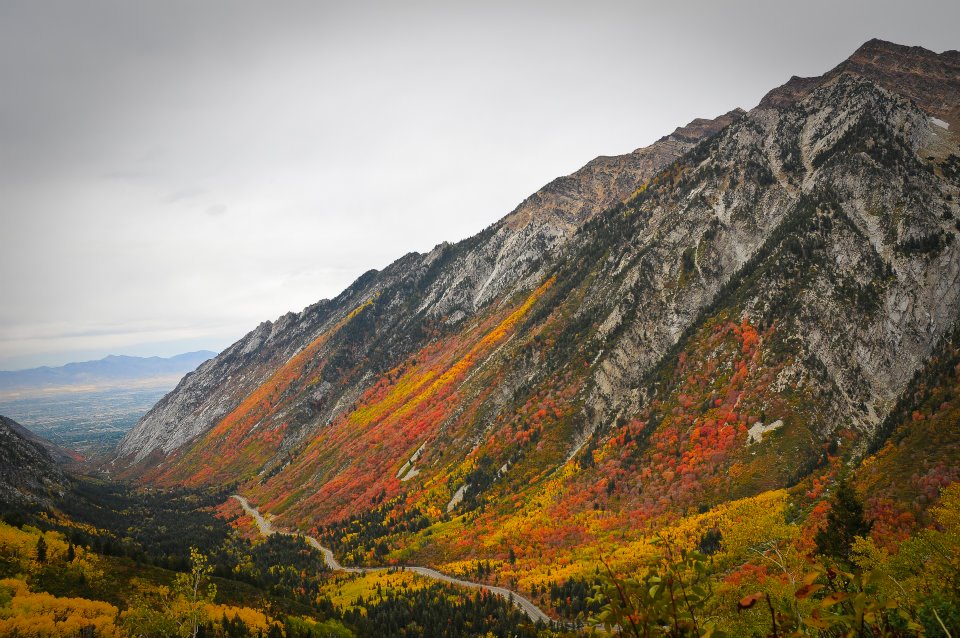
[
  {"xmin": 0, "ymin": 349, "xmax": 218, "ymax": 374},
  {"xmin": 2, "ymin": 0, "xmax": 958, "ymax": 369}
]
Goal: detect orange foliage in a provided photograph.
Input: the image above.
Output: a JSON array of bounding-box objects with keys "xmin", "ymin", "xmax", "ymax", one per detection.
[
  {"xmin": 245, "ymin": 278, "xmax": 556, "ymax": 527},
  {"xmin": 151, "ymin": 299, "xmax": 375, "ymax": 486}
]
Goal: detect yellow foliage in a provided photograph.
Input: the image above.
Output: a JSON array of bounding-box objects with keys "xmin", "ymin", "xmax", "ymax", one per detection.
[
  {"xmin": 0, "ymin": 578, "xmax": 120, "ymax": 638},
  {"xmin": 0, "ymin": 522, "xmax": 101, "ymax": 584},
  {"xmin": 205, "ymin": 603, "xmax": 274, "ymax": 633},
  {"xmin": 931, "ymin": 480, "xmax": 960, "ymax": 531},
  {"xmin": 391, "ymin": 277, "xmax": 555, "ymax": 422},
  {"xmin": 480, "ymin": 487, "xmax": 798, "ymax": 593},
  {"xmin": 319, "ymin": 570, "xmax": 429, "ymax": 612},
  {"xmin": 713, "ymin": 489, "xmax": 797, "ymax": 561}
]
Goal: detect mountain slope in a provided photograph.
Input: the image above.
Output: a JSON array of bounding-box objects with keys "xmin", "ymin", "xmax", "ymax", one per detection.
[
  {"xmin": 115, "ymin": 109, "xmax": 742, "ymax": 466},
  {"xmin": 244, "ymin": 68, "xmax": 957, "ymax": 533},
  {"xmin": 115, "ymin": 40, "xmax": 959, "ymax": 582},
  {"xmin": 0, "ymin": 415, "xmax": 69, "ymax": 508},
  {"xmin": 1, "ymin": 414, "xmax": 81, "ymax": 465}
]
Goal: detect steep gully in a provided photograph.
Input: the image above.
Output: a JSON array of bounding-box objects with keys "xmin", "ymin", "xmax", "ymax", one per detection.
[{"xmin": 231, "ymin": 495, "xmax": 553, "ymax": 625}]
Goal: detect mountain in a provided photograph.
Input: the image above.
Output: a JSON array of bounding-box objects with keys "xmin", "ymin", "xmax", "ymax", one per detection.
[
  {"xmin": 0, "ymin": 415, "xmax": 69, "ymax": 508},
  {"xmin": 0, "ymin": 414, "xmax": 81, "ymax": 465},
  {"xmin": 759, "ymin": 38, "xmax": 960, "ymax": 125},
  {"xmin": 0, "ymin": 351, "xmax": 217, "ymax": 396},
  {"xmin": 114, "ymin": 39, "xmax": 959, "ymax": 579},
  {"xmin": 115, "ymin": 111, "xmax": 743, "ymax": 463}
]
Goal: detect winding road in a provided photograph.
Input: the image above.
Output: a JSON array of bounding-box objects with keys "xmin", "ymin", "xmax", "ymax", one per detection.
[{"xmin": 230, "ymin": 495, "xmax": 553, "ymax": 624}]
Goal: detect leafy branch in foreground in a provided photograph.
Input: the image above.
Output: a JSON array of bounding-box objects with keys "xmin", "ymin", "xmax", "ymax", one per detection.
[
  {"xmin": 590, "ymin": 481, "xmax": 960, "ymax": 638},
  {"xmin": 591, "ymin": 540, "xmax": 923, "ymax": 638},
  {"xmin": 737, "ymin": 559, "xmax": 925, "ymax": 638},
  {"xmin": 591, "ymin": 539, "xmax": 723, "ymax": 638}
]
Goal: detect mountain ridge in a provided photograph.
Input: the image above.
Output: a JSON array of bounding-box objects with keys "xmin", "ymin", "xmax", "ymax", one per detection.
[
  {"xmin": 0, "ymin": 414, "xmax": 81, "ymax": 465},
  {"xmin": 116, "ymin": 108, "xmax": 744, "ymax": 464},
  {"xmin": 759, "ymin": 38, "xmax": 960, "ymax": 126}
]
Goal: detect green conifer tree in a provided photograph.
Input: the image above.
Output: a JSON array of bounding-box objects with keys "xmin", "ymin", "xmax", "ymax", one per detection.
[
  {"xmin": 814, "ymin": 470, "xmax": 872, "ymax": 562},
  {"xmin": 35, "ymin": 535, "xmax": 47, "ymax": 563}
]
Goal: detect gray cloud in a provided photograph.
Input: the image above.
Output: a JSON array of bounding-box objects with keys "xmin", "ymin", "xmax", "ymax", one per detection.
[{"xmin": 1, "ymin": 0, "xmax": 957, "ymax": 369}]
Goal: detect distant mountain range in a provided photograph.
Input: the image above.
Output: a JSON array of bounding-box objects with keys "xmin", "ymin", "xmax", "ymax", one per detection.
[{"xmin": 0, "ymin": 351, "xmax": 217, "ymax": 396}]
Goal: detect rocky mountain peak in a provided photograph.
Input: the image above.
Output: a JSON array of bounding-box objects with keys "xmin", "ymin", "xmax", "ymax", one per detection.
[
  {"xmin": 844, "ymin": 38, "xmax": 960, "ymax": 121},
  {"xmin": 759, "ymin": 39, "xmax": 960, "ymax": 126}
]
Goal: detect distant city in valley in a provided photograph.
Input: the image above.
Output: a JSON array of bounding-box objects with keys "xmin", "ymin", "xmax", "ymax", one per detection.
[
  {"xmin": 0, "ymin": 351, "xmax": 215, "ymax": 454},
  {"xmin": 0, "ymin": 387, "xmax": 170, "ymax": 454}
]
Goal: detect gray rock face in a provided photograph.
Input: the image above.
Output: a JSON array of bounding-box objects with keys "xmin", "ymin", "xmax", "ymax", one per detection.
[
  {"xmin": 116, "ymin": 312, "xmax": 332, "ymax": 461},
  {"xmin": 116, "ymin": 109, "xmax": 740, "ymax": 467},
  {"xmin": 576, "ymin": 71, "xmax": 959, "ymax": 439}
]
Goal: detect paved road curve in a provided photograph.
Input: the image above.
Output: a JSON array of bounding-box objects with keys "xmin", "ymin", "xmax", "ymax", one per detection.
[{"xmin": 231, "ymin": 495, "xmax": 553, "ymax": 624}]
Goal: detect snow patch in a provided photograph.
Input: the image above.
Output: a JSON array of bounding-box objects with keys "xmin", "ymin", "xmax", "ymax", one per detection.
[{"xmin": 931, "ymin": 117, "xmax": 949, "ymax": 130}]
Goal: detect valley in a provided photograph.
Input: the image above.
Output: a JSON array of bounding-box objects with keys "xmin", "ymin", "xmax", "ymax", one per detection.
[
  {"xmin": 231, "ymin": 495, "xmax": 553, "ymax": 624},
  {"xmin": 1, "ymin": 36, "xmax": 958, "ymax": 638}
]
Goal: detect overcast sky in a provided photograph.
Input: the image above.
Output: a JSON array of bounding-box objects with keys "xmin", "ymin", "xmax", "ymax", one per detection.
[{"xmin": 1, "ymin": 0, "xmax": 956, "ymax": 370}]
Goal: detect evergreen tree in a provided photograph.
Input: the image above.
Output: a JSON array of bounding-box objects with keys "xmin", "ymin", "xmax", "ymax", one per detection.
[
  {"xmin": 697, "ymin": 527, "xmax": 722, "ymax": 555},
  {"xmin": 35, "ymin": 535, "xmax": 47, "ymax": 563},
  {"xmin": 814, "ymin": 470, "xmax": 872, "ymax": 562},
  {"xmin": 66, "ymin": 542, "xmax": 75, "ymax": 562}
]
